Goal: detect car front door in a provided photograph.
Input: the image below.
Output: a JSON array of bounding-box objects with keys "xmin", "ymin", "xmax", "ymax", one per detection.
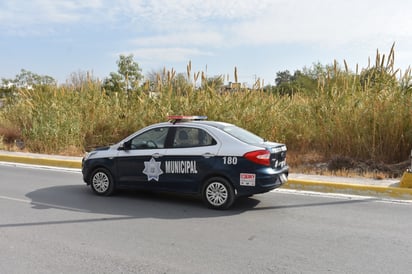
[{"xmin": 115, "ymin": 126, "xmax": 170, "ymax": 189}]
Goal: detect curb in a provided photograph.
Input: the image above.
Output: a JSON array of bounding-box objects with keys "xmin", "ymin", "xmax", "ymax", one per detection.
[
  {"xmin": 283, "ymin": 179, "xmax": 412, "ymax": 200},
  {"xmin": 0, "ymin": 153, "xmax": 82, "ymax": 169},
  {"xmin": 1, "ymin": 151, "xmax": 412, "ymax": 200}
]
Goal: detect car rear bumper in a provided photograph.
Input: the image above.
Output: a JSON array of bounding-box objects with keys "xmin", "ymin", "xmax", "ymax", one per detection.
[{"xmin": 236, "ymin": 166, "xmax": 289, "ymax": 196}]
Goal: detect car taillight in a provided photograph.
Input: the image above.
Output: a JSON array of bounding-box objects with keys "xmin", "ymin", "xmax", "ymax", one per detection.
[{"xmin": 243, "ymin": 150, "xmax": 271, "ymax": 166}]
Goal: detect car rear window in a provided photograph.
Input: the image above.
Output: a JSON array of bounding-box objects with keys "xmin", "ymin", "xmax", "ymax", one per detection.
[
  {"xmin": 173, "ymin": 127, "xmax": 217, "ymax": 148},
  {"xmin": 222, "ymin": 126, "xmax": 264, "ymax": 144}
]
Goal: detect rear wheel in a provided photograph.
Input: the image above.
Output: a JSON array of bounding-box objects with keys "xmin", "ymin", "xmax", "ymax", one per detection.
[
  {"xmin": 202, "ymin": 177, "xmax": 235, "ymax": 209},
  {"xmin": 90, "ymin": 168, "xmax": 115, "ymax": 196}
]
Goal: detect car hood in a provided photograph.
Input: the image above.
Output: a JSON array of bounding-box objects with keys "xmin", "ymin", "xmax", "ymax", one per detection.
[{"xmin": 93, "ymin": 146, "xmax": 111, "ymax": 151}]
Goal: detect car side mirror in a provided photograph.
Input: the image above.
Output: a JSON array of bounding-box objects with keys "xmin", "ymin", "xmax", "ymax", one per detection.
[{"xmin": 119, "ymin": 141, "xmax": 131, "ymax": 150}]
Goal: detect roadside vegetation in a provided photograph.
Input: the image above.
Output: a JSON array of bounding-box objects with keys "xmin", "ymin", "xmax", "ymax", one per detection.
[{"xmin": 1, "ymin": 45, "xmax": 411, "ymax": 177}]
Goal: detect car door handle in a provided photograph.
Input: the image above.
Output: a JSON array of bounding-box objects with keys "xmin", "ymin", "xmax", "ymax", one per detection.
[
  {"xmin": 202, "ymin": 153, "xmax": 215, "ymax": 158},
  {"xmin": 152, "ymin": 153, "xmax": 164, "ymax": 158}
]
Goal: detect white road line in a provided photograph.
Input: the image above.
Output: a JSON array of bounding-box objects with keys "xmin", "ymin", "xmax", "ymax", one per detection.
[{"xmin": 273, "ymin": 188, "xmax": 412, "ymax": 205}]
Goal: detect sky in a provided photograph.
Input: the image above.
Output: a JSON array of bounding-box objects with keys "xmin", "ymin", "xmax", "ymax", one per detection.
[{"xmin": 1, "ymin": 0, "xmax": 412, "ymax": 86}]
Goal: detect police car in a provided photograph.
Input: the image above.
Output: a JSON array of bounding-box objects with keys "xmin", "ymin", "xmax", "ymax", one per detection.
[{"xmin": 82, "ymin": 116, "xmax": 288, "ymax": 209}]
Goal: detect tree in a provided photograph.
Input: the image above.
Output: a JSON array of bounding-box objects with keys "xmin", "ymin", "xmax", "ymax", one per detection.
[
  {"xmin": 274, "ymin": 70, "xmax": 309, "ymax": 95},
  {"xmin": 1, "ymin": 69, "xmax": 56, "ymax": 97},
  {"xmin": 273, "ymin": 65, "xmax": 322, "ymax": 96},
  {"xmin": 2, "ymin": 69, "xmax": 56, "ymax": 88},
  {"xmin": 102, "ymin": 72, "xmax": 124, "ymax": 93},
  {"xmin": 275, "ymin": 70, "xmax": 292, "ymax": 86},
  {"xmin": 103, "ymin": 54, "xmax": 143, "ymax": 93}
]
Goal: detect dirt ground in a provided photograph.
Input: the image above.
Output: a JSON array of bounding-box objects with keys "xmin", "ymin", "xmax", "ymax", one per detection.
[{"xmin": 288, "ymin": 152, "xmax": 410, "ymax": 179}]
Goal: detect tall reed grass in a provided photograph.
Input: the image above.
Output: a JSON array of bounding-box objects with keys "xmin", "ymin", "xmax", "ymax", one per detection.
[{"xmin": 0, "ymin": 48, "xmax": 411, "ymax": 165}]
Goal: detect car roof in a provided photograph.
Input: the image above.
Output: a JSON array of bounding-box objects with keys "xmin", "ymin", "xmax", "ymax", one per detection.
[
  {"xmin": 152, "ymin": 120, "xmax": 234, "ymax": 129},
  {"xmin": 179, "ymin": 120, "xmax": 233, "ymax": 129}
]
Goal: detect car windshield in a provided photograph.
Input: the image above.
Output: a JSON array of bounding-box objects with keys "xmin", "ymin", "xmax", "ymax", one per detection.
[{"xmin": 222, "ymin": 125, "xmax": 264, "ymax": 144}]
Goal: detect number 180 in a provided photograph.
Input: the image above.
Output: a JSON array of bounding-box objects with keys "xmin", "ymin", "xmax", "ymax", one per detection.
[{"xmin": 223, "ymin": 156, "xmax": 238, "ymax": 165}]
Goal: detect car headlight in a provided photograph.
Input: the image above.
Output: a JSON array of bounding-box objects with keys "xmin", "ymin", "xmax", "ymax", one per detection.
[{"xmin": 83, "ymin": 151, "xmax": 96, "ymax": 161}]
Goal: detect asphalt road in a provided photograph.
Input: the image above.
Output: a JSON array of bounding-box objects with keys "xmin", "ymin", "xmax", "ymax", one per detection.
[{"xmin": 1, "ymin": 163, "xmax": 412, "ymax": 274}]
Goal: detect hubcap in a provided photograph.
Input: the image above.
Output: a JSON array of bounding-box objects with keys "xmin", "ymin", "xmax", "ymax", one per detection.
[
  {"xmin": 92, "ymin": 172, "xmax": 109, "ymax": 193},
  {"xmin": 206, "ymin": 182, "xmax": 228, "ymax": 206}
]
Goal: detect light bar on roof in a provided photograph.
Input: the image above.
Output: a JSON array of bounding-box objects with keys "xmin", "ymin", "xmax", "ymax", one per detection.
[{"xmin": 167, "ymin": 115, "xmax": 208, "ymax": 121}]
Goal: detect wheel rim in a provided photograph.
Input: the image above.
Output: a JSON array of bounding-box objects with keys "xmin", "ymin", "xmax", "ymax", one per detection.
[
  {"xmin": 206, "ymin": 182, "xmax": 228, "ymax": 206},
  {"xmin": 92, "ymin": 171, "xmax": 110, "ymax": 193}
]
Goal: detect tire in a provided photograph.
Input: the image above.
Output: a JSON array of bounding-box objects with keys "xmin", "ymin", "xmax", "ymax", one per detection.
[
  {"xmin": 202, "ymin": 177, "xmax": 235, "ymax": 209},
  {"xmin": 90, "ymin": 168, "xmax": 115, "ymax": 196}
]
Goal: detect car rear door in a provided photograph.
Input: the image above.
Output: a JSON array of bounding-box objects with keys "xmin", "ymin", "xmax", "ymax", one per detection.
[{"xmin": 157, "ymin": 126, "xmax": 220, "ymax": 193}]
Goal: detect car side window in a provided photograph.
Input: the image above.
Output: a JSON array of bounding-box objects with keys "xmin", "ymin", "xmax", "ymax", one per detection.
[
  {"xmin": 130, "ymin": 127, "xmax": 169, "ymax": 149},
  {"xmin": 173, "ymin": 127, "xmax": 216, "ymax": 148}
]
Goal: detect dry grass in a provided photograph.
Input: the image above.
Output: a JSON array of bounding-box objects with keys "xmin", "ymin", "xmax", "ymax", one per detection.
[
  {"xmin": 0, "ymin": 48, "xmax": 411, "ymax": 177},
  {"xmin": 0, "ymin": 125, "xmax": 21, "ymax": 144}
]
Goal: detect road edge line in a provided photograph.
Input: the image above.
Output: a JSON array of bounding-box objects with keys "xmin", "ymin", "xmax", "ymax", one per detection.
[{"xmin": 284, "ymin": 179, "xmax": 412, "ymax": 200}]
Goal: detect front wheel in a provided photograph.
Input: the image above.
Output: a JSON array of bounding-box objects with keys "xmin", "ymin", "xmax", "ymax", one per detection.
[
  {"xmin": 202, "ymin": 177, "xmax": 235, "ymax": 209},
  {"xmin": 90, "ymin": 168, "xmax": 115, "ymax": 196}
]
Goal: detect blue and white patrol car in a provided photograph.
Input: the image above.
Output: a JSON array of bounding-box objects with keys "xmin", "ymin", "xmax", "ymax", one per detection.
[{"xmin": 82, "ymin": 116, "xmax": 288, "ymax": 209}]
